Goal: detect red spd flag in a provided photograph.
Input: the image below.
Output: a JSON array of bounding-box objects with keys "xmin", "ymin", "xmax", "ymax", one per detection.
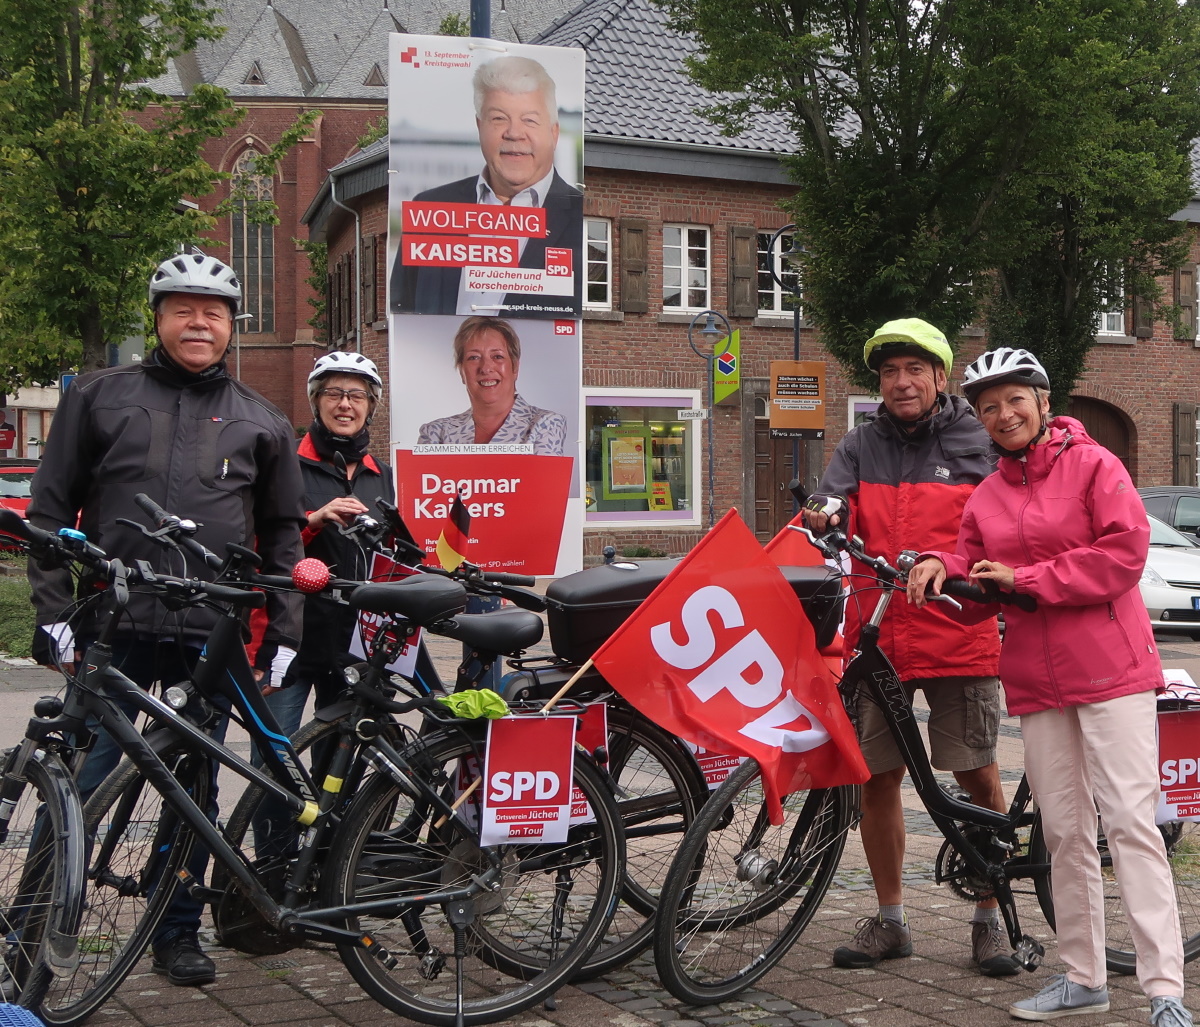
[
  {"xmin": 591, "ymin": 509, "xmax": 868, "ymax": 823},
  {"xmin": 763, "ymin": 510, "xmax": 824, "ymax": 566}
]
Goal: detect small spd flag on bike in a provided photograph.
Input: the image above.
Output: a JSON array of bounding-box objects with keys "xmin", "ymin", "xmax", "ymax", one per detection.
[
  {"xmin": 436, "ymin": 492, "xmax": 470, "ymax": 571},
  {"xmin": 591, "ymin": 509, "xmax": 868, "ymax": 823}
]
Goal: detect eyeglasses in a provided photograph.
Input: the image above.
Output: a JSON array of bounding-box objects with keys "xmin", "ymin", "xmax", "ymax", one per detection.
[{"xmin": 318, "ymin": 388, "xmax": 372, "ymax": 403}]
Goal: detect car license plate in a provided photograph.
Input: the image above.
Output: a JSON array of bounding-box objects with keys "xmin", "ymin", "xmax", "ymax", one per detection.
[{"xmin": 1193, "ymin": 596, "xmax": 1200, "ymax": 612}]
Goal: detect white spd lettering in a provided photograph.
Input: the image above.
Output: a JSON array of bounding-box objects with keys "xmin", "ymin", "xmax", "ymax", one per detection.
[
  {"xmin": 1162, "ymin": 758, "xmax": 1200, "ymax": 787},
  {"xmin": 489, "ymin": 770, "xmax": 561, "ymax": 802},
  {"xmin": 651, "ymin": 584, "xmax": 832, "ymax": 753}
]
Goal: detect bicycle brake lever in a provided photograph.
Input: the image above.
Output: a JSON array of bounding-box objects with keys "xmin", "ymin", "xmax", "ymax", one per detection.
[{"xmin": 927, "ymin": 593, "xmax": 963, "ymax": 612}]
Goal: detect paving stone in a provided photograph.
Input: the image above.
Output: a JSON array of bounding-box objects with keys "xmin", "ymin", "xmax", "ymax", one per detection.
[{"xmin": 618, "ymin": 998, "xmax": 663, "ymax": 1012}]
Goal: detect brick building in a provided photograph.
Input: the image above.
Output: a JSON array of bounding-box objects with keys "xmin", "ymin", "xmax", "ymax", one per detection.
[{"xmin": 119, "ymin": 0, "xmax": 1200, "ymax": 562}]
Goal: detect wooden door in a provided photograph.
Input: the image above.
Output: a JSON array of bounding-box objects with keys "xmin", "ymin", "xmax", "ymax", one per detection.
[
  {"xmin": 1067, "ymin": 396, "xmax": 1130, "ymax": 471},
  {"xmin": 754, "ymin": 419, "xmax": 802, "ymax": 542}
]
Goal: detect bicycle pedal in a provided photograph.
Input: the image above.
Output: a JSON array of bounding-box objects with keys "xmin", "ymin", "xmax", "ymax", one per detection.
[
  {"xmin": 173, "ymin": 870, "xmax": 223, "ymax": 905},
  {"xmin": 418, "ymin": 948, "xmax": 446, "ymax": 980},
  {"xmin": 1016, "ymin": 935, "xmax": 1044, "ymax": 971}
]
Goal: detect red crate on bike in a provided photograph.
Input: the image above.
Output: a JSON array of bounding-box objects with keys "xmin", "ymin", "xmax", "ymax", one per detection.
[{"xmin": 545, "ymin": 558, "xmax": 842, "ymax": 663}]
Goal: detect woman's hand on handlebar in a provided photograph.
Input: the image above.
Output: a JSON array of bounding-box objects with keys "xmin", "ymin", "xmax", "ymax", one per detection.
[
  {"xmin": 969, "ymin": 559, "xmax": 1016, "ymax": 591},
  {"xmin": 308, "ymin": 496, "xmax": 368, "ymax": 531},
  {"xmin": 906, "ymin": 557, "xmax": 947, "ymax": 608}
]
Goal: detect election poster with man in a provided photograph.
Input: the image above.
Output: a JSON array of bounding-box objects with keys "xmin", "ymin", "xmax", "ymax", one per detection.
[{"xmin": 386, "ymin": 36, "xmax": 584, "ymax": 575}]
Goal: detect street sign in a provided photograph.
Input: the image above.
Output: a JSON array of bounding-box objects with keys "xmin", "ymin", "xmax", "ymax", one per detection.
[{"xmin": 677, "ymin": 408, "xmax": 708, "ymax": 420}]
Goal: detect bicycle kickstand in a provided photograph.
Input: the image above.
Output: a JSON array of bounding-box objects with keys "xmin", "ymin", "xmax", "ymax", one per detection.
[{"xmin": 445, "ymin": 898, "xmax": 475, "ymax": 1027}]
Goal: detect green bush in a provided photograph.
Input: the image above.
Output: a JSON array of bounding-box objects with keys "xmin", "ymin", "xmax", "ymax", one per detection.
[{"xmin": 0, "ymin": 573, "xmax": 35, "ymax": 658}]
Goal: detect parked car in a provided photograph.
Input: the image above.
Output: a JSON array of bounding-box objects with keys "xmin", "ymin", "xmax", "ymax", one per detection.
[
  {"xmin": 1139, "ymin": 486, "xmax": 1200, "ymax": 539},
  {"xmin": 0, "ymin": 457, "xmax": 38, "ymax": 547},
  {"xmin": 1141, "ymin": 514, "xmax": 1200, "ymax": 638}
]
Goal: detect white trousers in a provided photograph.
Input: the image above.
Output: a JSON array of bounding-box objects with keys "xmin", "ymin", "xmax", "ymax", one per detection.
[{"xmin": 1022, "ymin": 690, "xmax": 1183, "ymax": 998}]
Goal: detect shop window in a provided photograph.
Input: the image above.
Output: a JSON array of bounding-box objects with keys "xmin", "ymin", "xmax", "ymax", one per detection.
[
  {"xmin": 663, "ymin": 225, "xmax": 710, "ymax": 310},
  {"xmin": 584, "ymin": 391, "xmax": 701, "ymax": 525},
  {"xmin": 584, "ymin": 218, "xmax": 612, "ymax": 310}
]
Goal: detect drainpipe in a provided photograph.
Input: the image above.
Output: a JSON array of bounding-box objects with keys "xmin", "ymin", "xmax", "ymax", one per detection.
[{"xmin": 328, "ymin": 173, "xmax": 362, "ymax": 353}]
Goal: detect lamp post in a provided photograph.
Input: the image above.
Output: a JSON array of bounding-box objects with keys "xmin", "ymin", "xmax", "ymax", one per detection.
[
  {"xmin": 765, "ymin": 224, "xmax": 805, "ymax": 492},
  {"xmin": 687, "ymin": 309, "xmax": 732, "ymax": 531},
  {"xmin": 233, "ymin": 313, "xmax": 254, "ymax": 379}
]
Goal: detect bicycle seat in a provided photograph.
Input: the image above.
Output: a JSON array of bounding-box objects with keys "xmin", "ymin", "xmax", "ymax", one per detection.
[
  {"xmin": 437, "ymin": 608, "xmax": 545, "ymax": 654},
  {"xmin": 347, "ymin": 576, "xmax": 466, "ymax": 623}
]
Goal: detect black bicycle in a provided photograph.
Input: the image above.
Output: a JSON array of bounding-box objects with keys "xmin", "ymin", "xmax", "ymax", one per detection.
[
  {"xmin": 652, "ymin": 522, "xmax": 1200, "ymax": 1003},
  {"xmin": 0, "ymin": 504, "xmax": 624, "ymax": 1027}
]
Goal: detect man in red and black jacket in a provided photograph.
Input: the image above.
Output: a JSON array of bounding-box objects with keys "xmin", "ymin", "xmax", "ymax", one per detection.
[{"xmin": 803, "ymin": 318, "xmax": 1014, "ymax": 977}]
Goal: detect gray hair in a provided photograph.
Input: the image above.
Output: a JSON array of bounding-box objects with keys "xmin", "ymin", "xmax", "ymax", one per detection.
[{"xmin": 473, "ymin": 56, "xmax": 558, "ymax": 124}]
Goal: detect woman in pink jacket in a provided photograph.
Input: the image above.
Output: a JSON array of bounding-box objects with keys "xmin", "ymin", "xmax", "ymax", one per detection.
[{"xmin": 907, "ymin": 348, "xmax": 1191, "ymax": 1027}]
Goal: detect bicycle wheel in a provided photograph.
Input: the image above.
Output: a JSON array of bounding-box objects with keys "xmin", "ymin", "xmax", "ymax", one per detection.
[
  {"xmin": 0, "ymin": 747, "xmax": 85, "ymax": 1010},
  {"xmin": 36, "ymin": 746, "xmax": 212, "ymax": 1027},
  {"xmin": 1031, "ymin": 808, "xmax": 1200, "ymax": 974},
  {"xmin": 323, "ymin": 729, "xmax": 624, "ymax": 1026},
  {"xmin": 573, "ymin": 705, "xmax": 706, "ymax": 979},
  {"xmin": 653, "ymin": 757, "xmax": 855, "ymax": 1004}
]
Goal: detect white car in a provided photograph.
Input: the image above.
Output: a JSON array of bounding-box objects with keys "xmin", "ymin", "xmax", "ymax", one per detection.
[{"xmin": 1141, "ymin": 514, "xmax": 1200, "ymax": 638}]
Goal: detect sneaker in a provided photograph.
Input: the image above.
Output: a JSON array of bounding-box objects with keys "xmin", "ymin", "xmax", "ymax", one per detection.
[
  {"xmin": 972, "ymin": 919, "xmax": 1021, "ymax": 977},
  {"xmin": 1009, "ymin": 974, "xmax": 1110, "ymax": 1021},
  {"xmin": 1150, "ymin": 997, "xmax": 1195, "ymax": 1027},
  {"xmin": 833, "ymin": 914, "xmax": 912, "ymax": 969},
  {"xmin": 151, "ymin": 933, "xmax": 216, "ymax": 986}
]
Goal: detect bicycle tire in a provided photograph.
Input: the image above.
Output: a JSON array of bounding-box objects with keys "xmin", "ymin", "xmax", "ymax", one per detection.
[
  {"xmin": 35, "ymin": 747, "xmax": 212, "ymax": 1027},
  {"xmin": 323, "ymin": 728, "xmax": 624, "ymax": 1026},
  {"xmin": 572, "ymin": 705, "xmax": 706, "ymax": 979},
  {"xmin": 653, "ymin": 757, "xmax": 855, "ymax": 1005},
  {"xmin": 1030, "ymin": 808, "xmax": 1200, "ymax": 974},
  {"xmin": 0, "ymin": 747, "xmax": 86, "ymax": 1010}
]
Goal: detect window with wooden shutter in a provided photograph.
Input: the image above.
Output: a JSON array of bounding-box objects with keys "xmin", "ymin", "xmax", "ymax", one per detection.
[
  {"xmin": 1175, "ymin": 401, "xmax": 1198, "ymax": 485},
  {"xmin": 728, "ymin": 226, "xmax": 757, "ymax": 317},
  {"xmin": 1133, "ymin": 293, "xmax": 1154, "ymax": 338},
  {"xmin": 620, "ymin": 218, "xmax": 648, "ymax": 313},
  {"xmin": 362, "ymin": 235, "xmax": 377, "ymax": 324},
  {"xmin": 1175, "ymin": 266, "xmax": 1196, "ymax": 340}
]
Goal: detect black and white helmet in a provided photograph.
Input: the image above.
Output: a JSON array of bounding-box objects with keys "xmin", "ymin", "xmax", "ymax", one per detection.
[
  {"xmin": 961, "ymin": 348, "xmax": 1050, "ymax": 406},
  {"xmin": 307, "ymin": 351, "xmax": 383, "ymax": 413},
  {"xmin": 149, "ymin": 253, "xmax": 241, "ymax": 314}
]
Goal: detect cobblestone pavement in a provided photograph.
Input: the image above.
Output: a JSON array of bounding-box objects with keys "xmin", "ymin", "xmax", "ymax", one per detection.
[{"xmin": 0, "ymin": 636, "xmax": 1196, "ymax": 1027}]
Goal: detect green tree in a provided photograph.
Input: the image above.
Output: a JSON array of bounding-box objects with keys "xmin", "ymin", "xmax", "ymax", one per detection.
[
  {"xmin": 655, "ymin": 0, "xmax": 1200, "ymax": 393},
  {"xmin": 0, "ymin": 0, "xmax": 315, "ymax": 384}
]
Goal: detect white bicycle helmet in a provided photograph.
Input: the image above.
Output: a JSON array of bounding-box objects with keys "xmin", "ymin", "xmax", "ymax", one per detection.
[
  {"xmin": 149, "ymin": 253, "xmax": 241, "ymax": 313},
  {"xmin": 307, "ymin": 351, "xmax": 383, "ymax": 413},
  {"xmin": 961, "ymin": 347, "xmax": 1050, "ymax": 405}
]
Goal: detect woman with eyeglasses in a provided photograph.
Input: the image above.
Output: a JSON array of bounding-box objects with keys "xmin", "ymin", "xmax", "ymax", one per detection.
[
  {"xmin": 258, "ymin": 351, "xmax": 395, "ymax": 728},
  {"xmin": 417, "ymin": 316, "xmax": 567, "ymax": 455}
]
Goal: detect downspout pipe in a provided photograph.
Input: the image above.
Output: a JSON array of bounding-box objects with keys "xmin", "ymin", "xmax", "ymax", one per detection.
[{"xmin": 328, "ymin": 173, "xmax": 363, "ymax": 354}]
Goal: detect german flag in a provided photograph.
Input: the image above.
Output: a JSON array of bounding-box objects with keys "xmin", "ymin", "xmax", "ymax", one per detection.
[{"xmin": 435, "ymin": 493, "xmax": 470, "ymax": 571}]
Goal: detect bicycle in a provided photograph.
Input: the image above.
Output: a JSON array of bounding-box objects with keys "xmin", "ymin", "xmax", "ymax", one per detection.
[
  {"xmin": 0, "ymin": 504, "xmax": 624, "ymax": 1027},
  {"xmin": 652, "ymin": 521, "xmax": 1200, "ymax": 1003}
]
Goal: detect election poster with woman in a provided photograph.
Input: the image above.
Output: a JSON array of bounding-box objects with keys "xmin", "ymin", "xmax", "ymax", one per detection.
[{"xmin": 386, "ymin": 35, "xmax": 585, "ymax": 575}]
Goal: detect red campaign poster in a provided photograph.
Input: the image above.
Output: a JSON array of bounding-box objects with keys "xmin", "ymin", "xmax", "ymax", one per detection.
[
  {"xmin": 569, "ymin": 703, "xmax": 607, "ymax": 824},
  {"xmin": 685, "ymin": 742, "xmax": 747, "ymax": 790},
  {"xmin": 481, "ymin": 716, "xmax": 576, "ymax": 844},
  {"xmin": 349, "ymin": 552, "xmax": 421, "ymax": 677},
  {"xmin": 394, "ymin": 450, "xmax": 572, "ymax": 575},
  {"xmin": 1157, "ymin": 709, "xmax": 1200, "ymax": 824}
]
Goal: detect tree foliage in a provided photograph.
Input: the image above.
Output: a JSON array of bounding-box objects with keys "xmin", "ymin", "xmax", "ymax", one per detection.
[
  {"xmin": 0, "ymin": 0, "xmax": 315, "ymax": 385},
  {"xmin": 655, "ymin": 0, "xmax": 1200, "ymax": 393}
]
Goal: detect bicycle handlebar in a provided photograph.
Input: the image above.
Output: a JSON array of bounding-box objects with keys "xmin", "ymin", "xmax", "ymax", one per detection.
[{"xmin": 938, "ymin": 578, "xmax": 1038, "ymax": 612}]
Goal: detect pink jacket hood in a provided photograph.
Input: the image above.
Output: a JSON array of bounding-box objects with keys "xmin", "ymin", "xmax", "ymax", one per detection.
[{"xmin": 932, "ymin": 417, "xmax": 1161, "ymax": 715}]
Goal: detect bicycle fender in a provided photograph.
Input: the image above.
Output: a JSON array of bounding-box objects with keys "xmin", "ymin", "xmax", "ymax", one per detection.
[{"xmin": 35, "ymin": 749, "xmax": 87, "ymax": 976}]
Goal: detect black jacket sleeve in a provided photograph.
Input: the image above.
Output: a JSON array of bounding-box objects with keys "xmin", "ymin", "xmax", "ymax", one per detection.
[{"xmin": 251, "ymin": 416, "xmax": 306, "ymax": 649}]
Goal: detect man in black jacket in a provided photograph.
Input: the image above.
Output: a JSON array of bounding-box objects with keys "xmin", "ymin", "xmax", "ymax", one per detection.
[
  {"xmin": 390, "ymin": 54, "xmax": 582, "ymax": 318},
  {"xmin": 27, "ymin": 252, "xmax": 305, "ymax": 986}
]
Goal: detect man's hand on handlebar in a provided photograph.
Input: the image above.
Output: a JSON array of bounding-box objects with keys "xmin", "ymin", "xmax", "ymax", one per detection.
[
  {"xmin": 307, "ymin": 496, "xmax": 368, "ymax": 531},
  {"xmin": 968, "ymin": 559, "xmax": 1016, "ymax": 591},
  {"xmin": 906, "ymin": 557, "xmax": 947, "ymax": 608},
  {"xmin": 801, "ymin": 493, "xmax": 849, "ymax": 534}
]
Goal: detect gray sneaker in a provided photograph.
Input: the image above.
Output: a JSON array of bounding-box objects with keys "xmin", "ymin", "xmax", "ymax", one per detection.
[
  {"xmin": 1009, "ymin": 974, "xmax": 1110, "ymax": 1021},
  {"xmin": 971, "ymin": 919, "xmax": 1021, "ymax": 977},
  {"xmin": 1150, "ymin": 997, "xmax": 1194, "ymax": 1027},
  {"xmin": 833, "ymin": 915, "xmax": 912, "ymax": 969}
]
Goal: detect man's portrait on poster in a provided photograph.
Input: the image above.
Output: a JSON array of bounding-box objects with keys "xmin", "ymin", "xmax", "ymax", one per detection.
[
  {"xmin": 417, "ymin": 316, "xmax": 567, "ymax": 455},
  {"xmin": 390, "ymin": 54, "xmax": 583, "ymax": 319}
]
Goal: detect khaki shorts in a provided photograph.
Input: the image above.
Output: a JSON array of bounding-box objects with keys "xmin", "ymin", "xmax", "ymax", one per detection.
[{"xmin": 856, "ymin": 676, "xmax": 1000, "ymax": 775}]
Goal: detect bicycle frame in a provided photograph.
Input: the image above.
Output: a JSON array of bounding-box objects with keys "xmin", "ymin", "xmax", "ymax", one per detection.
[{"xmin": 840, "ymin": 574, "xmax": 1047, "ymax": 968}]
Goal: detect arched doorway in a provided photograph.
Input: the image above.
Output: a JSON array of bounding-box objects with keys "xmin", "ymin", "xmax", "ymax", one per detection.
[{"xmin": 1067, "ymin": 396, "xmax": 1131, "ymax": 472}]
